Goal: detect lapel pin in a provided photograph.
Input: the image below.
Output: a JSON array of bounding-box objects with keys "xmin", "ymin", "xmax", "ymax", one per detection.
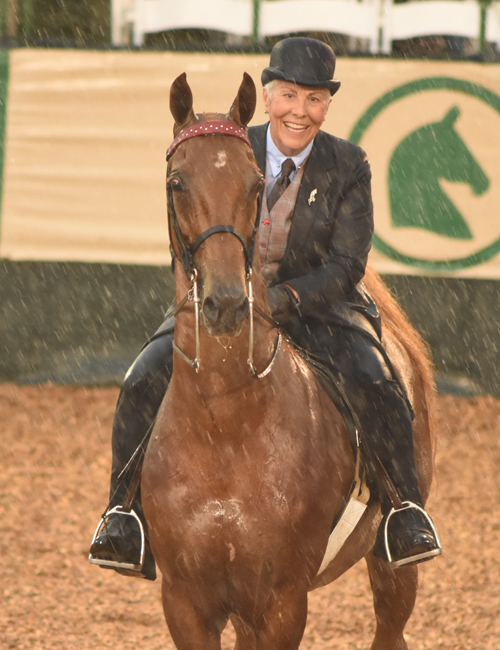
[{"xmin": 308, "ymin": 188, "xmax": 318, "ymax": 205}]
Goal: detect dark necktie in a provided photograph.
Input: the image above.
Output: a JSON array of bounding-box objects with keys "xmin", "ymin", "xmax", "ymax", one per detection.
[{"xmin": 267, "ymin": 158, "xmax": 296, "ymax": 212}]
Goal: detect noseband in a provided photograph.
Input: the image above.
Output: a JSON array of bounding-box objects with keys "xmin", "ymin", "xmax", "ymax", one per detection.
[{"xmin": 166, "ymin": 119, "xmax": 280, "ymax": 377}]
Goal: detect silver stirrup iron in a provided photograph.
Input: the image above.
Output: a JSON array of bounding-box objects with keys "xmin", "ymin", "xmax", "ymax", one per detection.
[
  {"xmin": 382, "ymin": 501, "xmax": 442, "ymax": 568},
  {"xmin": 88, "ymin": 506, "xmax": 146, "ymax": 572}
]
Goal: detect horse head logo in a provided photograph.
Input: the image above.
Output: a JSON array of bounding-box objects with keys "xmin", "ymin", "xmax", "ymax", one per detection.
[{"xmin": 388, "ymin": 106, "xmax": 490, "ymax": 240}]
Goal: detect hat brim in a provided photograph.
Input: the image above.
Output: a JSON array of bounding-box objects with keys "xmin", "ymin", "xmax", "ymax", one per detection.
[{"xmin": 261, "ymin": 67, "xmax": 340, "ymax": 96}]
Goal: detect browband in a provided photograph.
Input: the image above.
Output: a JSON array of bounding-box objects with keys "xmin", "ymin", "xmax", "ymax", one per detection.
[{"xmin": 167, "ymin": 120, "xmax": 251, "ymax": 159}]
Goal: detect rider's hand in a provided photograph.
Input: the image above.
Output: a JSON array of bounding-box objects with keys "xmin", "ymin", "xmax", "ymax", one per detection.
[{"xmin": 267, "ymin": 285, "xmax": 299, "ymax": 325}]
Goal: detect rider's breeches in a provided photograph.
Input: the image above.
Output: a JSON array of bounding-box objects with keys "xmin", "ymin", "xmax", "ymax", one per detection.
[
  {"xmin": 108, "ymin": 321, "xmax": 423, "ymax": 520},
  {"xmin": 109, "ymin": 332, "xmax": 173, "ymax": 521}
]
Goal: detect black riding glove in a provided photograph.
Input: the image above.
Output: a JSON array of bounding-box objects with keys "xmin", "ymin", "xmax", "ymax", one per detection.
[{"xmin": 267, "ymin": 285, "xmax": 300, "ymax": 325}]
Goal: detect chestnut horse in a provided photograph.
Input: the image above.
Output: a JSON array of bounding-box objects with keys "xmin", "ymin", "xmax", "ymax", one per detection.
[{"xmin": 141, "ymin": 72, "xmax": 436, "ymax": 650}]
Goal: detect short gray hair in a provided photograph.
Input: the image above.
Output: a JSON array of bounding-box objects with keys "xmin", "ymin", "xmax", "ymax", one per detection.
[{"xmin": 264, "ymin": 80, "xmax": 280, "ymax": 99}]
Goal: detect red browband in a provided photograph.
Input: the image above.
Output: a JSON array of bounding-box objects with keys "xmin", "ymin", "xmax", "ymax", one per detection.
[{"xmin": 167, "ymin": 120, "xmax": 251, "ymax": 159}]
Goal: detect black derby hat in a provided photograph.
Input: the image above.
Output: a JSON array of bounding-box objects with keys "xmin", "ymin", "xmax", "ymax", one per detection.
[{"xmin": 261, "ymin": 37, "xmax": 340, "ymax": 96}]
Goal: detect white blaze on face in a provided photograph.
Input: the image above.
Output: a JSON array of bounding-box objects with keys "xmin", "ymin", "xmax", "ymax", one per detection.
[{"xmin": 215, "ymin": 150, "xmax": 227, "ymax": 168}]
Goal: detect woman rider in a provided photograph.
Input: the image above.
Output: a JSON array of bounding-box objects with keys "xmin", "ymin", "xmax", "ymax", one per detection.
[{"xmin": 89, "ymin": 37, "xmax": 441, "ymax": 581}]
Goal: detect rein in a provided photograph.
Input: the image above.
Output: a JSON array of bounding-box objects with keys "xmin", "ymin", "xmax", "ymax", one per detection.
[{"xmin": 166, "ymin": 118, "xmax": 279, "ymax": 378}]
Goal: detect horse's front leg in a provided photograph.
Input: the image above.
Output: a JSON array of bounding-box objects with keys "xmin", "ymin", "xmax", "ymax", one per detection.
[
  {"xmin": 233, "ymin": 584, "xmax": 308, "ymax": 650},
  {"xmin": 366, "ymin": 552, "xmax": 418, "ymax": 650},
  {"xmin": 161, "ymin": 577, "xmax": 226, "ymax": 650}
]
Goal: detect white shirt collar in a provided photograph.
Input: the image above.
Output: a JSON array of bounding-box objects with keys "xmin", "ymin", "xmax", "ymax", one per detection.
[{"xmin": 266, "ymin": 127, "xmax": 314, "ymax": 178}]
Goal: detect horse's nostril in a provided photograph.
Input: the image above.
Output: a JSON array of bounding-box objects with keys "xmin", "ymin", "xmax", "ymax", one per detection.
[
  {"xmin": 235, "ymin": 296, "xmax": 249, "ymax": 324},
  {"xmin": 203, "ymin": 297, "xmax": 220, "ymax": 325}
]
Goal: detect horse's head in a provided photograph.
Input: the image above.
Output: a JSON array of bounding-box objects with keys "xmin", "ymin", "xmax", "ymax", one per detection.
[
  {"xmin": 432, "ymin": 106, "xmax": 489, "ymax": 195},
  {"xmin": 389, "ymin": 105, "xmax": 490, "ymax": 239},
  {"xmin": 167, "ymin": 73, "xmax": 264, "ymax": 338}
]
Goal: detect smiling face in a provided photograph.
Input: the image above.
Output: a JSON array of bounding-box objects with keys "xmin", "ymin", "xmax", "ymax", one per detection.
[{"xmin": 263, "ymin": 81, "xmax": 332, "ymax": 156}]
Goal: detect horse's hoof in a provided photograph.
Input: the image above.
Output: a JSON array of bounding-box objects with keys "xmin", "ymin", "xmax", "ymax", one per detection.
[{"xmin": 372, "ymin": 501, "xmax": 442, "ymax": 568}]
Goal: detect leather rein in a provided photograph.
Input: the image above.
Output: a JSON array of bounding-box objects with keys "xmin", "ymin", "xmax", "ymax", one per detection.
[{"xmin": 166, "ymin": 119, "xmax": 281, "ymax": 378}]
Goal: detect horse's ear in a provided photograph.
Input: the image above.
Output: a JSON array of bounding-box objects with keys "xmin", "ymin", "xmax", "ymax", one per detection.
[
  {"xmin": 228, "ymin": 73, "xmax": 256, "ymax": 128},
  {"xmin": 443, "ymin": 105, "xmax": 460, "ymax": 127},
  {"xmin": 170, "ymin": 73, "xmax": 196, "ymax": 135}
]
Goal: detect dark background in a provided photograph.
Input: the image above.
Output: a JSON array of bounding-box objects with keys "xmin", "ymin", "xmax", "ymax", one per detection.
[{"xmin": 1, "ymin": 261, "xmax": 499, "ymax": 396}]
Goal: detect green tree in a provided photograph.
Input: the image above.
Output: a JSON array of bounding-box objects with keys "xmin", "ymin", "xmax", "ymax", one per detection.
[{"xmin": 1, "ymin": 0, "xmax": 110, "ymax": 44}]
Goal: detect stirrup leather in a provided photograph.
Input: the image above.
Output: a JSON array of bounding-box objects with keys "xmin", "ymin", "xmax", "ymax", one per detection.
[
  {"xmin": 382, "ymin": 501, "xmax": 442, "ymax": 568},
  {"xmin": 88, "ymin": 505, "xmax": 146, "ymax": 572}
]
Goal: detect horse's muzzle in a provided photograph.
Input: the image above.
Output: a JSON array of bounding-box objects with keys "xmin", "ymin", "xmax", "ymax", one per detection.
[{"xmin": 202, "ymin": 284, "xmax": 249, "ymax": 336}]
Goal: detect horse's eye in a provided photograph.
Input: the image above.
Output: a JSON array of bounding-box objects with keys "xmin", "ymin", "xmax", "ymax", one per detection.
[{"xmin": 169, "ymin": 177, "xmax": 183, "ymax": 191}]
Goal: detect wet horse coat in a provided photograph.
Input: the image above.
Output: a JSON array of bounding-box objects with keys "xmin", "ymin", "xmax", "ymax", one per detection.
[{"xmin": 141, "ymin": 73, "xmax": 436, "ymax": 650}]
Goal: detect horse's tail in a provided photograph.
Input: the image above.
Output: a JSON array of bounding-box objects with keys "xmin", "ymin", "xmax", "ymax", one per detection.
[{"xmin": 363, "ymin": 266, "xmax": 437, "ymax": 448}]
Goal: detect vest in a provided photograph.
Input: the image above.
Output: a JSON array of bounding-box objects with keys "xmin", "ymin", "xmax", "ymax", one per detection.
[{"xmin": 258, "ymin": 163, "xmax": 306, "ymax": 286}]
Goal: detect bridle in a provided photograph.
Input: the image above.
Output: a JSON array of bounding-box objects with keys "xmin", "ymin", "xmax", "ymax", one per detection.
[{"xmin": 166, "ymin": 118, "xmax": 281, "ymax": 378}]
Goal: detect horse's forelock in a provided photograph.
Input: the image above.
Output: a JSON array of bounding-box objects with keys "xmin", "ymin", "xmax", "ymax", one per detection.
[{"xmin": 196, "ymin": 112, "xmax": 229, "ymax": 123}]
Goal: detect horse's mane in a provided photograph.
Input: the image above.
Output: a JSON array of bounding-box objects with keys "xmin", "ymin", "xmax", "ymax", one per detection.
[{"xmin": 363, "ymin": 266, "xmax": 436, "ymax": 445}]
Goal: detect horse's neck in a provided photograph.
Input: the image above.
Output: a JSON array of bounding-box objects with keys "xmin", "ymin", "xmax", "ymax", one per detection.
[{"xmin": 172, "ymin": 270, "xmax": 278, "ymax": 399}]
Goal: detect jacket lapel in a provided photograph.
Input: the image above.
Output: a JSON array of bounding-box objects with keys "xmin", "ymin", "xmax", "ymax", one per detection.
[
  {"xmin": 282, "ymin": 131, "xmax": 338, "ymax": 266},
  {"xmin": 248, "ymin": 123, "xmax": 268, "ymax": 175}
]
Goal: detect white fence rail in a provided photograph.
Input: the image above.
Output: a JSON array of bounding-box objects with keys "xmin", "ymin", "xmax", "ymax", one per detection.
[
  {"xmin": 260, "ymin": 0, "xmax": 379, "ymax": 44},
  {"xmin": 381, "ymin": 0, "xmax": 482, "ymax": 53},
  {"xmin": 112, "ymin": 0, "xmax": 500, "ymax": 53},
  {"xmin": 134, "ymin": 0, "xmax": 252, "ymax": 43},
  {"xmin": 487, "ymin": 0, "xmax": 500, "ymax": 42}
]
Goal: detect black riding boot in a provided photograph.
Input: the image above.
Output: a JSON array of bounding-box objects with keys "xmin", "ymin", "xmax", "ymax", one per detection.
[
  {"xmin": 89, "ymin": 332, "xmax": 173, "ymax": 580},
  {"xmin": 358, "ymin": 379, "xmax": 442, "ymax": 568}
]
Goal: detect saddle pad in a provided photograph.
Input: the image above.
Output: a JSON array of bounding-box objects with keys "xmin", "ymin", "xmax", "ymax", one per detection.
[{"xmin": 316, "ymin": 477, "xmax": 370, "ymax": 576}]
